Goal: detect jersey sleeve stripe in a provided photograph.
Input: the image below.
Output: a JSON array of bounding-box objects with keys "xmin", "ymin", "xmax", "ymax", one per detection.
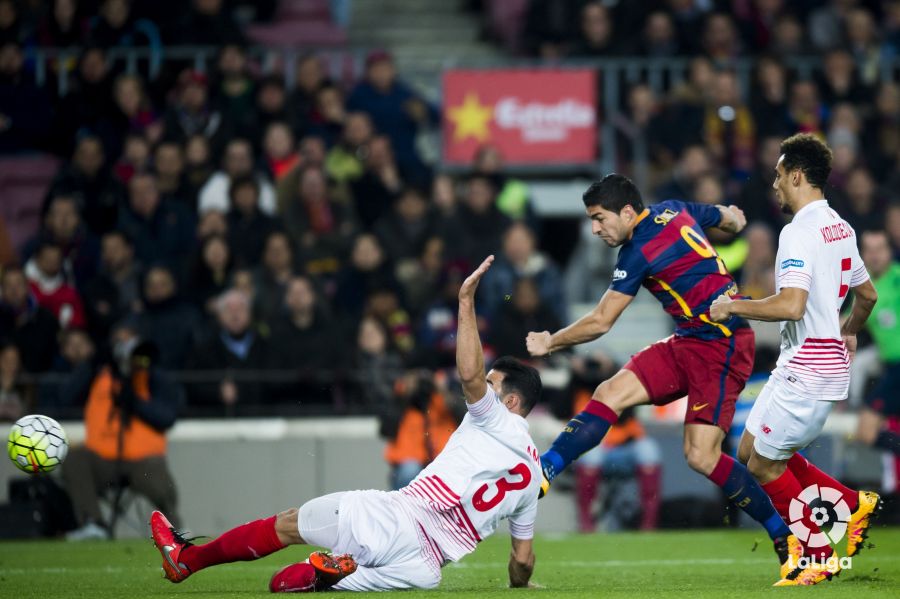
[{"xmin": 509, "ymin": 520, "xmax": 534, "ymax": 539}]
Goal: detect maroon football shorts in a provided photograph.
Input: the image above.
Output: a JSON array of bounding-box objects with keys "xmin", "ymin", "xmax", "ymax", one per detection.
[{"xmin": 624, "ymin": 327, "xmax": 754, "ymax": 432}]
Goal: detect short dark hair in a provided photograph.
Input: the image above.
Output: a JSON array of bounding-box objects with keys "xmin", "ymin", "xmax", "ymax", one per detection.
[
  {"xmin": 491, "ymin": 356, "xmax": 542, "ymax": 415},
  {"xmin": 780, "ymin": 133, "xmax": 832, "ymax": 190},
  {"xmin": 229, "ymin": 174, "xmax": 259, "ymax": 200},
  {"xmin": 582, "ymin": 174, "xmax": 644, "ymax": 213}
]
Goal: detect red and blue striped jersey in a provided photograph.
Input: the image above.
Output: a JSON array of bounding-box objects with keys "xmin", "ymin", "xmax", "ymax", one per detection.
[{"xmin": 610, "ymin": 200, "xmax": 748, "ymax": 340}]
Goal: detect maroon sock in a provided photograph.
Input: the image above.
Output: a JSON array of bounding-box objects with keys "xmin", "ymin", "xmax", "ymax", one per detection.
[
  {"xmin": 269, "ymin": 563, "xmax": 317, "ymax": 593},
  {"xmin": 762, "ymin": 469, "xmax": 833, "ymax": 561},
  {"xmin": 574, "ymin": 465, "xmax": 601, "ymax": 533},
  {"xmin": 787, "ymin": 453, "xmax": 858, "ymax": 512},
  {"xmin": 181, "ymin": 516, "xmax": 284, "ymax": 573},
  {"xmin": 637, "ymin": 464, "xmax": 661, "ymax": 530}
]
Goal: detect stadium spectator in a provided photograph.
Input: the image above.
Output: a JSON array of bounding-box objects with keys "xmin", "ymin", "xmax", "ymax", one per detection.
[
  {"xmin": 456, "ymin": 174, "xmax": 510, "ymax": 266},
  {"xmin": 252, "ymin": 230, "xmax": 297, "ymax": 325},
  {"xmin": 24, "ymin": 241, "xmax": 86, "ymax": 329},
  {"xmin": 373, "ymin": 186, "xmax": 444, "ymax": 267},
  {"xmin": 365, "ymin": 286, "xmax": 415, "ymax": 358},
  {"xmin": 175, "ymin": 0, "xmax": 246, "ymax": 46},
  {"xmin": 183, "ymin": 133, "xmax": 215, "ymax": 202},
  {"xmin": 418, "ymin": 261, "xmax": 479, "ymax": 369},
  {"xmin": 288, "ymin": 54, "xmax": 330, "ymax": 132},
  {"xmin": 33, "ymin": 0, "xmax": 87, "ymax": 48},
  {"xmin": 255, "ymin": 76, "xmax": 298, "ymax": 148},
  {"xmin": 353, "ymin": 315, "xmax": 404, "ymax": 410},
  {"xmin": 281, "ymin": 165, "xmax": 356, "ymax": 273},
  {"xmin": 110, "ymin": 74, "xmax": 161, "ymax": 149},
  {"xmin": 226, "ymin": 175, "xmax": 278, "ymax": 268},
  {"xmin": 818, "ymin": 49, "xmax": 872, "ymax": 108},
  {"xmin": 325, "ymin": 111, "xmax": 373, "ymax": 184},
  {"xmin": 262, "ymin": 121, "xmax": 301, "ymax": 183},
  {"xmin": 335, "ymin": 233, "xmax": 400, "ymax": 320},
  {"xmin": 845, "ymin": 7, "xmax": 881, "ymax": 85},
  {"xmin": 480, "ymin": 221, "xmax": 566, "ymax": 323},
  {"xmin": 633, "ymin": 10, "xmax": 681, "ymax": 57},
  {"xmin": 211, "ymin": 44, "xmax": 256, "ymax": 139},
  {"xmin": 87, "ymin": 0, "xmax": 161, "ymax": 51},
  {"xmin": 737, "ymin": 136, "xmax": 786, "ymax": 231},
  {"xmin": 0, "ymin": 41, "xmax": 52, "ymax": 154},
  {"xmin": 21, "ymin": 194, "xmax": 100, "ymax": 289},
  {"xmin": 568, "ymin": 2, "xmax": 619, "ymax": 58},
  {"xmin": 82, "ymin": 230, "xmax": 142, "ymax": 341},
  {"xmin": 153, "ymin": 141, "xmax": 192, "ymax": 206},
  {"xmin": 398, "ymin": 235, "xmax": 446, "ymax": 319},
  {"xmin": 703, "ymin": 70, "xmax": 755, "ymax": 178},
  {"xmin": 840, "ymin": 167, "xmax": 884, "ymax": 233},
  {"xmin": 0, "ymin": 342, "xmax": 30, "ymax": 421},
  {"xmin": 521, "ymin": 0, "xmax": 581, "ymax": 58},
  {"xmin": 701, "ymin": 12, "xmax": 743, "ymax": 61},
  {"xmin": 62, "ymin": 321, "xmax": 182, "ymax": 540},
  {"xmin": 349, "ymin": 134, "xmax": 404, "ymax": 229},
  {"xmin": 186, "ymin": 289, "xmax": 268, "ymax": 410},
  {"xmin": 117, "ymin": 171, "xmax": 195, "ymax": 272},
  {"xmin": 0, "ymin": 0, "xmax": 22, "ymax": 45},
  {"xmin": 654, "ymin": 144, "xmax": 714, "ymax": 201},
  {"xmin": 737, "ymin": 223, "xmax": 777, "ymax": 300},
  {"xmin": 37, "ymin": 327, "xmax": 96, "ymax": 410},
  {"xmin": 46, "ymin": 134, "xmax": 124, "ymax": 236},
  {"xmin": 787, "ymin": 79, "xmax": 826, "ymax": 136},
  {"xmin": 750, "ymin": 56, "xmax": 790, "ymax": 138},
  {"xmin": 198, "ymin": 137, "xmax": 277, "ymax": 216},
  {"xmin": 863, "ymin": 82, "xmax": 900, "ymax": 179},
  {"xmin": 134, "ymin": 265, "xmax": 200, "ymax": 370},
  {"xmin": 268, "ymin": 276, "xmax": 343, "ymax": 404},
  {"xmin": 346, "ymin": 50, "xmax": 438, "ymax": 179},
  {"xmin": 160, "ymin": 69, "xmax": 229, "ymax": 156},
  {"xmin": 490, "ymin": 277, "xmax": 561, "ymax": 360},
  {"xmin": 186, "ymin": 233, "xmax": 232, "ymax": 317},
  {"xmin": 473, "ymin": 144, "xmax": 533, "ymax": 222},
  {"xmin": 857, "ymin": 230, "xmax": 900, "ymax": 459},
  {"xmin": 51, "ymin": 47, "xmax": 115, "ymax": 155},
  {"xmin": 307, "ymin": 83, "xmax": 346, "ymax": 149},
  {"xmin": 113, "ymin": 133, "xmax": 151, "ymax": 184}
]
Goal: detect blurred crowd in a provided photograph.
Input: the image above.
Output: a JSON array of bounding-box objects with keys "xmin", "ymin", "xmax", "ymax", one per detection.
[{"xmin": 0, "ymin": 0, "xmax": 898, "ymax": 430}]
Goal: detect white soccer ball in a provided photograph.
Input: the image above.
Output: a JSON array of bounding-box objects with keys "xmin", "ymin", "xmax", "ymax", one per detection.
[{"xmin": 7, "ymin": 415, "xmax": 69, "ymax": 474}]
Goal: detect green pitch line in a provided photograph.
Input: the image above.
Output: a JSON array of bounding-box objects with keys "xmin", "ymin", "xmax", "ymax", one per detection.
[{"xmin": 1, "ymin": 528, "xmax": 898, "ymax": 598}]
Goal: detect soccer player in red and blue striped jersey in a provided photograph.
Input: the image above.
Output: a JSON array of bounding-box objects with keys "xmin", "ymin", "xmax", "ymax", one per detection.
[{"xmin": 526, "ymin": 174, "xmax": 813, "ymax": 584}]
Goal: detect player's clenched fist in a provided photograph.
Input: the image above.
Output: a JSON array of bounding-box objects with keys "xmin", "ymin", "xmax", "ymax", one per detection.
[
  {"xmin": 708, "ymin": 294, "xmax": 733, "ymax": 322},
  {"xmin": 526, "ymin": 331, "xmax": 552, "ymax": 357}
]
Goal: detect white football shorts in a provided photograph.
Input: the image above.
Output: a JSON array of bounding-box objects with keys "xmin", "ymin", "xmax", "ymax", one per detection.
[
  {"xmin": 744, "ymin": 376, "xmax": 834, "ymax": 460},
  {"xmin": 297, "ymin": 490, "xmax": 442, "ymax": 591}
]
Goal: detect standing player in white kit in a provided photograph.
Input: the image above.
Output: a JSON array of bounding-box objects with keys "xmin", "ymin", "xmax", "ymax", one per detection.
[
  {"xmin": 149, "ymin": 255, "xmax": 543, "ymax": 592},
  {"xmin": 710, "ymin": 133, "xmax": 881, "ymax": 585}
]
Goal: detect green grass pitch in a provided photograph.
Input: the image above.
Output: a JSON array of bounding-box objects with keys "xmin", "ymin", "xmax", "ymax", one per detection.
[{"xmin": 1, "ymin": 528, "xmax": 898, "ymax": 598}]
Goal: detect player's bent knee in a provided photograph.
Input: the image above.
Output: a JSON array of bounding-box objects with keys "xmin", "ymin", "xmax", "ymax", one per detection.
[
  {"xmin": 683, "ymin": 445, "xmax": 718, "ymax": 475},
  {"xmin": 275, "ymin": 508, "xmax": 304, "ymax": 545}
]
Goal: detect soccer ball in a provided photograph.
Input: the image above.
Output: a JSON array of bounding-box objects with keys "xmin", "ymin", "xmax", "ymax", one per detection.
[{"xmin": 7, "ymin": 415, "xmax": 68, "ymax": 474}]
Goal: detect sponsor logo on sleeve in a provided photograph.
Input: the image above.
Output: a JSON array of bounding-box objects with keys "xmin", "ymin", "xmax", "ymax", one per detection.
[
  {"xmin": 781, "ymin": 258, "xmax": 805, "ymax": 269},
  {"xmin": 613, "ymin": 268, "xmax": 628, "ymax": 281}
]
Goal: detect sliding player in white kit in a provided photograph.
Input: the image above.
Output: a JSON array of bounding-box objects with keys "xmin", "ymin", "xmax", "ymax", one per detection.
[
  {"xmin": 149, "ymin": 255, "xmax": 543, "ymax": 592},
  {"xmin": 710, "ymin": 133, "xmax": 881, "ymax": 586}
]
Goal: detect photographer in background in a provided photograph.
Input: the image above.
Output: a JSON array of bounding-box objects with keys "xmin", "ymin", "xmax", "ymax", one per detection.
[
  {"xmin": 62, "ymin": 321, "xmax": 183, "ymax": 540},
  {"xmin": 380, "ymin": 370, "xmax": 466, "ymax": 490}
]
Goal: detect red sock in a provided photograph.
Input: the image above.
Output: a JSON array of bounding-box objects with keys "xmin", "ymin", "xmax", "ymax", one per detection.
[
  {"xmin": 762, "ymin": 469, "xmax": 833, "ymax": 561},
  {"xmin": 270, "ymin": 563, "xmax": 317, "ymax": 593},
  {"xmin": 787, "ymin": 453, "xmax": 858, "ymax": 512},
  {"xmin": 181, "ymin": 516, "xmax": 284, "ymax": 573},
  {"xmin": 574, "ymin": 465, "xmax": 600, "ymax": 533},
  {"xmin": 637, "ymin": 465, "xmax": 661, "ymax": 530}
]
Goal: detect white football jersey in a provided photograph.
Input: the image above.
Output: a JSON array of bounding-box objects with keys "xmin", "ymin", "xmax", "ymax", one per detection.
[
  {"xmin": 773, "ymin": 200, "xmax": 869, "ymax": 400},
  {"xmin": 395, "ymin": 387, "xmax": 541, "ymax": 563}
]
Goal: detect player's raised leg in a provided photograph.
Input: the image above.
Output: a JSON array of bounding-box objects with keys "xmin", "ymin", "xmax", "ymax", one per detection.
[{"xmin": 539, "ymin": 368, "xmax": 649, "ymax": 494}]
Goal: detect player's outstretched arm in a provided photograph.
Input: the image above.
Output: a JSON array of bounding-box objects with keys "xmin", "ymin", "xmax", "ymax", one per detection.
[
  {"xmin": 709, "ymin": 287, "xmax": 809, "ymax": 323},
  {"xmin": 714, "ymin": 205, "xmax": 747, "ymax": 234},
  {"xmin": 508, "ymin": 537, "xmax": 535, "ymax": 588},
  {"xmin": 457, "ymin": 255, "xmax": 494, "ymax": 403},
  {"xmin": 840, "ymin": 279, "xmax": 878, "ymax": 361},
  {"xmin": 526, "ymin": 289, "xmax": 633, "ymax": 357}
]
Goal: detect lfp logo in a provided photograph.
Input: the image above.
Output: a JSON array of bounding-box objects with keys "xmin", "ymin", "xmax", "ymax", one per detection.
[{"xmin": 787, "ymin": 484, "xmax": 853, "ymax": 572}]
